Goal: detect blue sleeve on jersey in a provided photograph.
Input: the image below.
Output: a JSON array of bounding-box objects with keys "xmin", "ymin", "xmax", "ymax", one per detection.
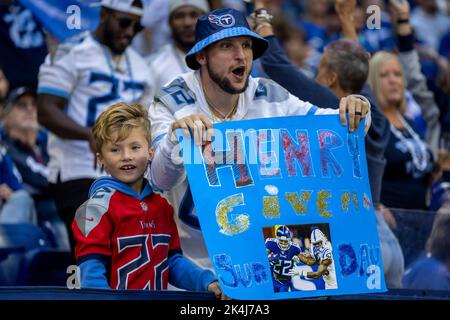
[
  {"xmin": 168, "ymin": 253, "xmax": 216, "ymax": 291},
  {"xmin": 79, "ymin": 259, "xmax": 110, "ymax": 289},
  {"xmin": 307, "ymin": 105, "xmax": 318, "ymax": 115},
  {"xmin": 37, "ymin": 87, "xmax": 70, "ymax": 99},
  {"xmin": 293, "ymin": 244, "xmax": 301, "ymax": 256},
  {"xmin": 265, "ymin": 238, "xmax": 277, "ymax": 252}
]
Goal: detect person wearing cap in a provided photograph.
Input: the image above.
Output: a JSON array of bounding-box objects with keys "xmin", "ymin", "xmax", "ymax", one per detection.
[
  {"xmin": 2, "ymin": 87, "xmax": 66, "ymax": 246},
  {"xmin": 0, "ymin": 139, "xmax": 36, "ymax": 224},
  {"xmin": 146, "ymin": 0, "xmax": 209, "ymax": 96},
  {"xmin": 37, "ymin": 0, "xmax": 153, "ymax": 254},
  {"xmin": 148, "ymin": 7, "xmax": 372, "ymax": 271}
]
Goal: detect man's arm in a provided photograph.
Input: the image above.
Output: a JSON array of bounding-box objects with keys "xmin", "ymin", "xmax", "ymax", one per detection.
[
  {"xmin": 296, "ymin": 252, "xmax": 316, "ymax": 266},
  {"xmin": 37, "ymin": 94, "xmax": 93, "ymax": 141},
  {"xmin": 148, "ymin": 101, "xmax": 194, "ymax": 191},
  {"xmin": 37, "ymin": 42, "xmax": 96, "ymax": 149},
  {"xmin": 260, "ymin": 35, "xmax": 340, "ymax": 109},
  {"xmin": 304, "ymin": 259, "xmax": 332, "ymax": 279},
  {"xmin": 335, "ymin": 0, "xmax": 358, "ymax": 42},
  {"xmin": 391, "ymin": 0, "xmax": 441, "ymax": 156},
  {"xmin": 253, "ymin": 9, "xmax": 371, "ymax": 132}
]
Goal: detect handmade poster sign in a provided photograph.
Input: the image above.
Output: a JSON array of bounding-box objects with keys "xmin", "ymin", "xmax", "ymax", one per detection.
[{"xmin": 177, "ymin": 115, "xmax": 386, "ymax": 300}]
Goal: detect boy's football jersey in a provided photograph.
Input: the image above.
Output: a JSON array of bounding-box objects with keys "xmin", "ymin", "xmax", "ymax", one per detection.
[{"xmin": 73, "ymin": 186, "xmax": 181, "ymax": 290}]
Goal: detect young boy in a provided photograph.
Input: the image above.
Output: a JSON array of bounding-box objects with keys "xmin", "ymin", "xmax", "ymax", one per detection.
[{"xmin": 72, "ymin": 103, "xmax": 225, "ymax": 298}]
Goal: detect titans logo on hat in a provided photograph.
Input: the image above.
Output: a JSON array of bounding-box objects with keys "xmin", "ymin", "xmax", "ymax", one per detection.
[{"xmin": 208, "ymin": 14, "xmax": 235, "ymax": 27}]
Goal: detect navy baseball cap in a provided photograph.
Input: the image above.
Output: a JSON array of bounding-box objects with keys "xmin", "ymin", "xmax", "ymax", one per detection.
[{"xmin": 185, "ymin": 8, "xmax": 268, "ymax": 70}]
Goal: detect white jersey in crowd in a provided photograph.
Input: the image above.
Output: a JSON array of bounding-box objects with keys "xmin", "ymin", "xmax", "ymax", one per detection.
[
  {"xmin": 311, "ymin": 242, "xmax": 338, "ymax": 289},
  {"xmin": 38, "ymin": 31, "xmax": 153, "ymax": 183},
  {"xmin": 146, "ymin": 43, "xmax": 190, "ymax": 98},
  {"xmin": 149, "ymin": 71, "xmax": 372, "ymax": 270}
]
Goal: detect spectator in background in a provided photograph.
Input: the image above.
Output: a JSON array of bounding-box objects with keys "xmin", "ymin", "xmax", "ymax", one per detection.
[
  {"xmin": 357, "ymin": 0, "xmax": 396, "ymax": 53},
  {"xmin": 1, "ymin": 87, "xmax": 65, "ymax": 247},
  {"xmin": 0, "ymin": 0, "xmax": 47, "ymax": 91},
  {"xmin": 132, "ymin": 0, "xmax": 171, "ymax": 56},
  {"xmin": 367, "ymin": 0, "xmax": 441, "ymax": 210},
  {"xmin": 37, "ymin": 0, "xmax": 153, "ymax": 254},
  {"xmin": 269, "ymin": 13, "xmax": 318, "ymax": 78},
  {"xmin": 146, "ymin": 0, "xmax": 209, "ymax": 95},
  {"xmin": 0, "ymin": 69, "xmax": 9, "ymax": 116},
  {"xmin": 402, "ymin": 207, "xmax": 450, "ymax": 290},
  {"xmin": 0, "ymin": 146, "xmax": 35, "ymax": 224},
  {"xmin": 410, "ymin": 0, "xmax": 450, "ymax": 52}
]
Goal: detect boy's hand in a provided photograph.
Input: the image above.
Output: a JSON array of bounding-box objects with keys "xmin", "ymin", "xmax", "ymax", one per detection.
[{"xmin": 207, "ymin": 280, "xmax": 229, "ymax": 300}]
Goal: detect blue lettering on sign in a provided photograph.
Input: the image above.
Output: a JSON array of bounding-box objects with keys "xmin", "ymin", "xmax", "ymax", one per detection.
[
  {"xmin": 338, "ymin": 243, "xmax": 381, "ymax": 277},
  {"xmin": 213, "ymin": 254, "xmax": 268, "ymax": 288}
]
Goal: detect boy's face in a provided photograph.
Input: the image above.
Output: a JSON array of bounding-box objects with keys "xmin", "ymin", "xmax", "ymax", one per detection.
[{"xmin": 97, "ymin": 127, "xmax": 153, "ymax": 194}]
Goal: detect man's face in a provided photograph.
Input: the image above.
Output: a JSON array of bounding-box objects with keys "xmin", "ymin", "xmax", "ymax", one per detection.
[
  {"xmin": 203, "ymin": 36, "xmax": 253, "ymax": 94},
  {"xmin": 313, "ymin": 241, "xmax": 323, "ymax": 248},
  {"xmin": 103, "ymin": 10, "xmax": 143, "ymax": 54},
  {"xmin": 170, "ymin": 6, "xmax": 203, "ymax": 50},
  {"xmin": 5, "ymin": 94, "xmax": 38, "ymax": 131}
]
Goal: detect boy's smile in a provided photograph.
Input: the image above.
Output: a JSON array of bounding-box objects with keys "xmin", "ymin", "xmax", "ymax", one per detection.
[{"xmin": 98, "ymin": 127, "xmax": 153, "ymax": 194}]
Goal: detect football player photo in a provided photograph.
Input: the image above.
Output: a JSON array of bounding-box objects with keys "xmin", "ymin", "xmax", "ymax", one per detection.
[{"xmin": 263, "ymin": 223, "xmax": 338, "ymax": 292}]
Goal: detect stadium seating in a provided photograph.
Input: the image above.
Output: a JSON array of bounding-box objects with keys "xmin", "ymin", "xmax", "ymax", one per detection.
[
  {"xmin": 0, "ymin": 223, "xmax": 71, "ymax": 286},
  {"xmin": 390, "ymin": 209, "xmax": 437, "ymax": 268}
]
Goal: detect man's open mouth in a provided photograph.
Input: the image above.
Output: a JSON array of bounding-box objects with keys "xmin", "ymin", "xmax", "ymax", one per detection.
[{"xmin": 232, "ymin": 66, "xmax": 245, "ymax": 77}]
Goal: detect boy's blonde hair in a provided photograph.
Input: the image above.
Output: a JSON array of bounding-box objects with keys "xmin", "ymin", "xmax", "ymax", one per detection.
[{"xmin": 92, "ymin": 103, "xmax": 151, "ymax": 152}]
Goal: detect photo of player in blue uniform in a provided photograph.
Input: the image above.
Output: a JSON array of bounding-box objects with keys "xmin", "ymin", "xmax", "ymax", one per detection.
[{"xmin": 265, "ymin": 225, "xmax": 302, "ymax": 292}]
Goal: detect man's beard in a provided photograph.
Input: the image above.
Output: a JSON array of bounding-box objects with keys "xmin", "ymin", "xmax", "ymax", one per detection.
[
  {"xmin": 172, "ymin": 31, "xmax": 195, "ymax": 52},
  {"xmin": 206, "ymin": 61, "xmax": 249, "ymax": 94},
  {"xmin": 103, "ymin": 23, "xmax": 127, "ymax": 55}
]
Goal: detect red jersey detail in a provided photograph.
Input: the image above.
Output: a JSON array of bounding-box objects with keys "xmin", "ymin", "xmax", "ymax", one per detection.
[{"xmin": 72, "ymin": 191, "xmax": 180, "ymax": 290}]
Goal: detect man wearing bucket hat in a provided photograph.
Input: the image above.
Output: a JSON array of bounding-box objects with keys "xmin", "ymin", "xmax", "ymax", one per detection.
[
  {"xmin": 149, "ymin": 7, "xmax": 371, "ymax": 270},
  {"xmin": 146, "ymin": 0, "xmax": 209, "ymax": 96},
  {"xmin": 37, "ymin": 0, "xmax": 153, "ymax": 254}
]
